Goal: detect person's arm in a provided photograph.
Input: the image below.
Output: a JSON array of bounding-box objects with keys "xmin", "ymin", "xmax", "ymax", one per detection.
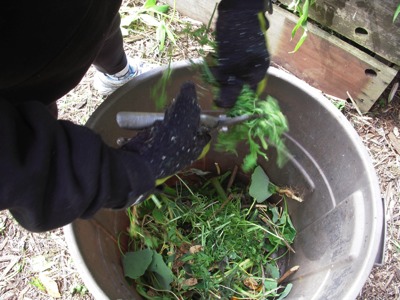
[
  {"xmin": 0, "ymin": 83, "xmax": 209, "ymax": 232},
  {"xmin": 0, "ymin": 98, "xmax": 155, "ymax": 232}
]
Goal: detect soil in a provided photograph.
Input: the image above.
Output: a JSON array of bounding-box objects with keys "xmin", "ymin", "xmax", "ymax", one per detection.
[{"xmin": 0, "ymin": 0, "xmax": 399, "ymax": 299}]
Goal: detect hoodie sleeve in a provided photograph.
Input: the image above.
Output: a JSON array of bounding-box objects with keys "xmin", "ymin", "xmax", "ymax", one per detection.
[
  {"xmin": 218, "ymin": 0, "xmax": 265, "ymax": 11},
  {"xmin": 0, "ymin": 99, "xmax": 155, "ymax": 232}
]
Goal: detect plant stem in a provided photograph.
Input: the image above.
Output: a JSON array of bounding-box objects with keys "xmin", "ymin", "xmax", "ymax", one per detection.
[
  {"xmin": 151, "ymin": 194, "xmax": 162, "ymax": 209},
  {"xmin": 210, "ymin": 177, "xmax": 228, "ymax": 202},
  {"xmin": 211, "ymin": 194, "xmax": 234, "ymax": 219},
  {"xmin": 226, "ymin": 165, "xmax": 239, "ymax": 192}
]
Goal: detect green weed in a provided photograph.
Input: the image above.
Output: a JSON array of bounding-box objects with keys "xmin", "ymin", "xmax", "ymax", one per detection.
[
  {"xmin": 123, "ymin": 167, "xmax": 296, "ymax": 299},
  {"xmin": 71, "ymin": 284, "xmax": 88, "ymax": 296},
  {"xmin": 330, "ymin": 98, "xmax": 346, "ymax": 111},
  {"xmin": 394, "ymin": 3, "xmax": 400, "ymax": 22},
  {"xmin": 30, "ymin": 277, "xmax": 46, "ymax": 291},
  {"xmin": 121, "ymin": 0, "xmax": 177, "ymax": 52},
  {"xmin": 287, "ymin": 0, "xmax": 316, "ymax": 52},
  {"xmin": 216, "ymin": 86, "xmax": 289, "ymax": 172}
]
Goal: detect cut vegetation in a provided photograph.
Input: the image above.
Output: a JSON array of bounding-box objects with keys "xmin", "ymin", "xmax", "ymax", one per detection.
[{"xmin": 122, "ymin": 166, "xmax": 298, "ymax": 299}]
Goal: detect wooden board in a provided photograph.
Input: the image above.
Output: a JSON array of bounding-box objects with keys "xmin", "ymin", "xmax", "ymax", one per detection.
[
  {"xmin": 268, "ymin": 6, "xmax": 397, "ymax": 112},
  {"xmin": 278, "ymin": 0, "xmax": 400, "ymax": 66},
  {"xmin": 165, "ymin": 0, "xmax": 219, "ymax": 26},
  {"xmin": 165, "ymin": 0, "xmax": 398, "ymax": 112}
]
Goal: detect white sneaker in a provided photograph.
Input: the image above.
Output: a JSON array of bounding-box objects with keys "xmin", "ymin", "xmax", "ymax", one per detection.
[{"xmin": 93, "ymin": 58, "xmax": 157, "ymax": 96}]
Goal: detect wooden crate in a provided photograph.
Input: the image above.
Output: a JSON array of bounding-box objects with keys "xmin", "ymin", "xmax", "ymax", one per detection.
[
  {"xmin": 165, "ymin": 0, "xmax": 399, "ymax": 112},
  {"xmin": 278, "ymin": 0, "xmax": 400, "ymax": 66}
]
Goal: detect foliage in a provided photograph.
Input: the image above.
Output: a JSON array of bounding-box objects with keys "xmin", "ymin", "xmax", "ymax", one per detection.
[
  {"xmin": 394, "ymin": 3, "xmax": 400, "ymax": 22},
  {"xmin": 329, "ymin": 98, "xmax": 346, "ymax": 111},
  {"xmin": 123, "ymin": 167, "xmax": 296, "ymax": 299},
  {"xmin": 152, "ymin": 58, "xmax": 173, "ymax": 110},
  {"xmin": 30, "ymin": 278, "xmax": 46, "ymax": 291},
  {"xmin": 216, "ymin": 86, "xmax": 289, "ymax": 172},
  {"xmin": 249, "ymin": 166, "xmax": 277, "ymax": 202},
  {"xmin": 71, "ymin": 284, "xmax": 88, "ymax": 296},
  {"xmin": 182, "ymin": 2, "xmax": 218, "ymax": 56},
  {"xmin": 287, "ymin": 0, "xmax": 316, "ymax": 52},
  {"xmin": 120, "ymin": 0, "xmax": 176, "ymax": 52},
  {"xmin": 150, "ymin": 4, "xmax": 217, "ymax": 110},
  {"xmin": 123, "ymin": 249, "xmax": 174, "ymax": 290}
]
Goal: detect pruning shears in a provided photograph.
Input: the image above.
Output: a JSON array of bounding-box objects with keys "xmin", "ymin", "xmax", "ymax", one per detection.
[{"xmin": 116, "ymin": 111, "xmax": 258, "ymax": 133}]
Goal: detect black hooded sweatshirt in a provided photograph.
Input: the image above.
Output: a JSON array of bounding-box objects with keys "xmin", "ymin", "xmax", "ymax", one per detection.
[
  {"xmin": 0, "ymin": 0, "xmax": 154, "ymax": 232},
  {"xmin": 0, "ymin": 0, "xmax": 264, "ymax": 232}
]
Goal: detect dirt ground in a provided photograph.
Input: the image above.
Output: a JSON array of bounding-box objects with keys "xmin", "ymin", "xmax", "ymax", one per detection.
[{"xmin": 0, "ymin": 1, "xmax": 399, "ymax": 299}]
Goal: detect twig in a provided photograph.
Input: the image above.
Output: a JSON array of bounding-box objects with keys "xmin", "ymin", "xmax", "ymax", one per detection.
[
  {"xmin": 208, "ymin": 289, "xmax": 222, "ymax": 299},
  {"xmin": 278, "ymin": 265, "xmax": 300, "ymax": 284},
  {"xmin": 0, "ymin": 236, "xmax": 8, "ymax": 251},
  {"xmin": 0, "ymin": 255, "xmax": 17, "ymax": 263},
  {"xmin": 385, "ymin": 273, "xmax": 395, "ymax": 289},
  {"xmin": 259, "ymin": 215, "xmax": 296, "ymax": 253},
  {"xmin": 211, "ymin": 194, "xmax": 235, "ymax": 219},
  {"xmin": 346, "ymin": 91, "xmax": 363, "ymax": 116},
  {"xmin": 226, "ymin": 165, "xmax": 239, "ymax": 192},
  {"xmin": 388, "ymin": 82, "xmax": 399, "ymax": 103},
  {"xmin": 0, "ymin": 256, "xmax": 20, "ymax": 281},
  {"xmin": 276, "ymin": 187, "xmax": 304, "ymax": 202},
  {"xmin": 323, "ymin": 93, "xmax": 346, "ymax": 102},
  {"xmin": 261, "ymin": 262, "xmax": 266, "ymax": 294},
  {"xmin": 214, "ymin": 162, "xmax": 221, "ymax": 175}
]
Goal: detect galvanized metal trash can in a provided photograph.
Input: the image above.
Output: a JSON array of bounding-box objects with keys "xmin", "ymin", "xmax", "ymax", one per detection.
[{"xmin": 64, "ymin": 61, "xmax": 383, "ymax": 300}]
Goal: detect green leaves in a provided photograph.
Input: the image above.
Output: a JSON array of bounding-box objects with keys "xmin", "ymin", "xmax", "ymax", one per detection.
[
  {"xmin": 394, "ymin": 4, "xmax": 400, "ymax": 22},
  {"xmin": 156, "ymin": 20, "xmax": 176, "ymax": 51},
  {"xmin": 216, "ymin": 86, "xmax": 289, "ymax": 172},
  {"xmin": 144, "ymin": 0, "xmax": 169, "ymax": 13},
  {"xmin": 143, "ymin": 0, "xmax": 156, "ymax": 8},
  {"xmin": 288, "ymin": 0, "xmax": 315, "ymax": 52},
  {"xmin": 123, "ymin": 249, "xmax": 174, "ymax": 290},
  {"xmin": 121, "ymin": 0, "xmax": 175, "ymax": 52},
  {"xmin": 249, "ymin": 166, "xmax": 275, "ymax": 203},
  {"xmin": 277, "ymin": 283, "xmax": 294, "ymax": 300},
  {"xmin": 123, "ymin": 249, "xmax": 154, "ymax": 280},
  {"xmin": 248, "ymin": 167, "xmax": 297, "ymax": 253},
  {"xmin": 265, "ymin": 263, "xmax": 280, "ymax": 280},
  {"xmin": 263, "ymin": 205, "xmax": 297, "ymax": 249},
  {"xmin": 124, "ymin": 172, "xmax": 296, "ymax": 299},
  {"xmin": 148, "ymin": 252, "xmax": 174, "ymax": 290}
]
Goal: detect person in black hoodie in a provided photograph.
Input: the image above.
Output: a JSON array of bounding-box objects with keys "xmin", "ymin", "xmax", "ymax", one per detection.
[{"xmin": 0, "ymin": 0, "xmax": 270, "ymax": 232}]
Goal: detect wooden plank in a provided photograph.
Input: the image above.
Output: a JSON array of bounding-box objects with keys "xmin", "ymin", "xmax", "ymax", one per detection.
[
  {"xmin": 278, "ymin": 0, "xmax": 400, "ymax": 66},
  {"xmin": 268, "ymin": 6, "xmax": 397, "ymax": 112},
  {"xmin": 165, "ymin": 0, "xmax": 219, "ymax": 26},
  {"xmin": 165, "ymin": 0, "xmax": 398, "ymax": 112}
]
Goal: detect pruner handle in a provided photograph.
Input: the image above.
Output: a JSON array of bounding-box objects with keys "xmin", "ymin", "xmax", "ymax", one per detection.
[
  {"xmin": 116, "ymin": 111, "xmax": 258, "ymax": 131},
  {"xmin": 116, "ymin": 111, "xmax": 221, "ymax": 130},
  {"xmin": 116, "ymin": 112, "xmax": 165, "ymax": 130}
]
